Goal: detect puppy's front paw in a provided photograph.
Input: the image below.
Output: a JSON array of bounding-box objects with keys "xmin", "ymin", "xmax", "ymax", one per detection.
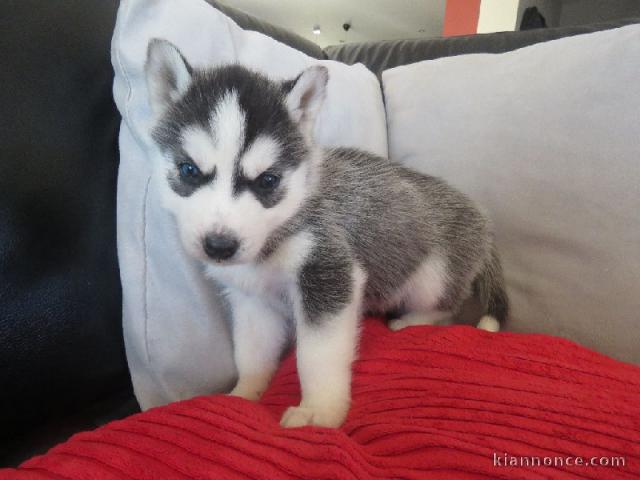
[
  {"xmin": 228, "ymin": 375, "xmax": 271, "ymax": 401},
  {"xmin": 280, "ymin": 402, "xmax": 348, "ymax": 428},
  {"xmin": 228, "ymin": 385, "xmax": 262, "ymax": 401}
]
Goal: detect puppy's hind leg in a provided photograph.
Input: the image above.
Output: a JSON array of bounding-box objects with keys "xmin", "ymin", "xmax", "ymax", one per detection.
[
  {"xmin": 476, "ymin": 315, "xmax": 501, "ymax": 332},
  {"xmin": 388, "ymin": 310, "xmax": 453, "ymax": 331},
  {"xmin": 387, "ymin": 254, "xmax": 455, "ymax": 331}
]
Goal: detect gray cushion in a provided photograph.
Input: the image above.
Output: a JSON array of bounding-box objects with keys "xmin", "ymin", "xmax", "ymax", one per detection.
[
  {"xmin": 382, "ymin": 24, "xmax": 640, "ymax": 364},
  {"xmin": 325, "ymin": 18, "xmax": 640, "ymax": 77}
]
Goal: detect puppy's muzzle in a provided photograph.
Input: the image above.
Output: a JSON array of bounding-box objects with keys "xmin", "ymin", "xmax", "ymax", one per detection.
[{"xmin": 203, "ymin": 233, "xmax": 239, "ymax": 261}]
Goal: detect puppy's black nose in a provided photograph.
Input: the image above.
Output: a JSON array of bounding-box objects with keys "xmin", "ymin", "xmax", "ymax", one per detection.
[{"xmin": 203, "ymin": 234, "xmax": 239, "ymax": 261}]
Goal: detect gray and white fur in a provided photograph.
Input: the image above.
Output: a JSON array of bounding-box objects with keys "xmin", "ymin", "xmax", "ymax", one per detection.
[{"xmin": 144, "ymin": 39, "xmax": 508, "ymax": 428}]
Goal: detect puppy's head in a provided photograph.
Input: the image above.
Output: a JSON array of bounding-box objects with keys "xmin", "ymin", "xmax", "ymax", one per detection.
[{"xmin": 144, "ymin": 39, "xmax": 328, "ymax": 264}]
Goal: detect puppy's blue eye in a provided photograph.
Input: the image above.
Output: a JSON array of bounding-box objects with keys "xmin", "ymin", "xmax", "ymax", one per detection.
[
  {"xmin": 178, "ymin": 162, "xmax": 200, "ymax": 179},
  {"xmin": 256, "ymin": 173, "xmax": 280, "ymax": 191}
]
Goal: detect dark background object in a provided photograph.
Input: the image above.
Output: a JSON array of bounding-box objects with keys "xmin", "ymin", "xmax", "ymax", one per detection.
[
  {"xmin": 0, "ymin": 0, "xmax": 324, "ymax": 467},
  {"xmin": 0, "ymin": 0, "xmax": 134, "ymax": 464},
  {"xmin": 520, "ymin": 6, "xmax": 547, "ymax": 30}
]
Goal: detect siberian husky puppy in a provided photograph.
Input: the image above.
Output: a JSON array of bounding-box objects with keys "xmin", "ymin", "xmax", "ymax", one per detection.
[{"xmin": 144, "ymin": 39, "xmax": 508, "ymax": 428}]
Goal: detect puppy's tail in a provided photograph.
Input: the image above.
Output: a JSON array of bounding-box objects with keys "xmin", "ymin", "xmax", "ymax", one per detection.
[{"xmin": 473, "ymin": 243, "xmax": 509, "ymax": 332}]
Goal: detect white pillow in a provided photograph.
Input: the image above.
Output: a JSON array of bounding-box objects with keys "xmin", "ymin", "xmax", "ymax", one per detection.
[
  {"xmin": 111, "ymin": 0, "xmax": 387, "ymax": 409},
  {"xmin": 382, "ymin": 25, "xmax": 640, "ymax": 364}
]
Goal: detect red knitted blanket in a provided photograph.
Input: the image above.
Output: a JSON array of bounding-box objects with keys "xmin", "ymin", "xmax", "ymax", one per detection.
[{"xmin": 3, "ymin": 318, "xmax": 639, "ymax": 479}]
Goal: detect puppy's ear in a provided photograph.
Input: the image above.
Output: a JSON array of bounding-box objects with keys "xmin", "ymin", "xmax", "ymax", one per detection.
[
  {"xmin": 145, "ymin": 39, "xmax": 192, "ymax": 115},
  {"xmin": 284, "ymin": 65, "xmax": 328, "ymax": 137}
]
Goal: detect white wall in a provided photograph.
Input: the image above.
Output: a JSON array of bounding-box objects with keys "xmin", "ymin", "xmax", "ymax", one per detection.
[
  {"xmin": 221, "ymin": 0, "xmax": 446, "ymax": 48},
  {"xmin": 477, "ymin": 0, "xmax": 520, "ymax": 33}
]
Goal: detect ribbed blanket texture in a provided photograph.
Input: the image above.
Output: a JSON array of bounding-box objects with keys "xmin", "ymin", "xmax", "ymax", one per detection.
[{"xmin": 3, "ymin": 318, "xmax": 639, "ymax": 479}]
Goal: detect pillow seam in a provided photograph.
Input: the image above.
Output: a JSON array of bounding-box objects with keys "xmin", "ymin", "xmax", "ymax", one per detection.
[{"xmin": 114, "ymin": 0, "xmax": 152, "ymax": 369}]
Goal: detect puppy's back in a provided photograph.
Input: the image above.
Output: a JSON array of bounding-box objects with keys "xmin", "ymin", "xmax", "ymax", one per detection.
[{"xmin": 314, "ymin": 147, "xmax": 492, "ymax": 308}]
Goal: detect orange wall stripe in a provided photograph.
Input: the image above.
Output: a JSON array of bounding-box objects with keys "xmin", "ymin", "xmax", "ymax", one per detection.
[{"xmin": 442, "ymin": 0, "xmax": 481, "ymax": 37}]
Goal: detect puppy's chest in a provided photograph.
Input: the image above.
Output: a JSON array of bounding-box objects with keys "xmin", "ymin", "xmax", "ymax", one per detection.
[{"xmin": 207, "ymin": 263, "xmax": 295, "ymax": 313}]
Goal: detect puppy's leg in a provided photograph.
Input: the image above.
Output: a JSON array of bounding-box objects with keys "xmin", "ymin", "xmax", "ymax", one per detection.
[
  {"xmin": 387, "ymin": 254, "xmax": 456, "ymax": 331},
  {"xmin": 226, "ymin": 289, "xmax": 288, "ymax": 401},
  {"xmin": 388, "ymin": 310, "xmax": 453, "ymax": 331},
  {"xmin": 476, "ymin": 315, "xmax": 500, "ymax": 332},
  {"xmin": 280, "ymin": 263, "xmax": 366, "ymax": 428}
]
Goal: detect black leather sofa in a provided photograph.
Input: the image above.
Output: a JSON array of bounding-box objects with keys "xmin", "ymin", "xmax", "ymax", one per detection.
[{"xmin": 2, "ymin": 0, "xmax": 636, "ymax": 467}]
